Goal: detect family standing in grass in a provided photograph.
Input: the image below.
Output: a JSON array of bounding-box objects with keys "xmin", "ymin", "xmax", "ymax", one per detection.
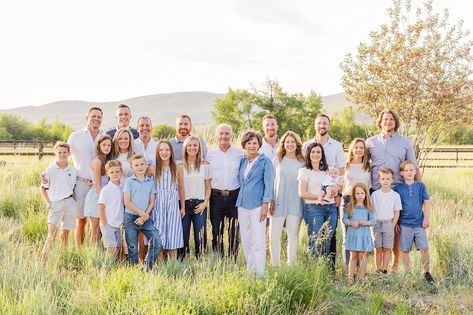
[{"xmin": 39, "ymin": 105, "xmax": 434, "ymax": 285}]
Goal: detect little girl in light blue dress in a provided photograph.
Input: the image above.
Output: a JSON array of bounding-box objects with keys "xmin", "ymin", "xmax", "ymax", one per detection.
[{"xmin": 342, "ymin": 183, "xmax": 375, "ymax": 284}]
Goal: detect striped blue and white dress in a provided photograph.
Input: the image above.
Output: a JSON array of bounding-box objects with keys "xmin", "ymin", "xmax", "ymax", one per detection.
[{"xmin": 153, "ymin": 169, "xmax": 183, "ymax": 249}]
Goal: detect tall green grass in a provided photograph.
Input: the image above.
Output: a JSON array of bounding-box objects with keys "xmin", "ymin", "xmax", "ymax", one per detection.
[{"xmin": 0, "ymin": 157, "xmax": 472, "ymax": 313}]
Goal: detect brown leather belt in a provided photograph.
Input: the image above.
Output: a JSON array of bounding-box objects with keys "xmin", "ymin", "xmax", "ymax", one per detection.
[{"xmin": 211, "ymin": 188, "xmax": 239, "ymax": 196}]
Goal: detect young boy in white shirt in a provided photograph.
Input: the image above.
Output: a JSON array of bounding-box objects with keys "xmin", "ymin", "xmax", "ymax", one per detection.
[
  {"xmin": 40, "ymin": 141, "xmax": 78, "ymax": 260},
  {"xmin": 370, "ymin": 168, "xmax": 402, "ymax": 274},
  {"xmin": 98, "ymin": 160, "xmax": 124, "ymax": 259}
]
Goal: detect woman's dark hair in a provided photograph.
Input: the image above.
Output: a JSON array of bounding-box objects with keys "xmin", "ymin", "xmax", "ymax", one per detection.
[
  {"xmin": 240, "ymin": 130, "xmax": 263, "ymax": 148},
  {"xmin": 304, "ymin": 142, "xmax": 328, "ymax": 171}
]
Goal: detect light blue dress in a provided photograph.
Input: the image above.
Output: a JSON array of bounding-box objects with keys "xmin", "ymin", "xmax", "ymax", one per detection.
[
  {"xmin": 342, "ymin": 206, "xmax": 375, "ymax": 252},
  {"xmin": 84, "ymin": 175, "xmax": 109, "ymax": 218},
  {"xmin": 152, "ymin": 169, "xmax": 183, "ymax": 250}
]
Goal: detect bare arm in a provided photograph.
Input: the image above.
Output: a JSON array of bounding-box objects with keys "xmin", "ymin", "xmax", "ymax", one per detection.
[
  {"xmin": 98, "ymin": 203, "xmax": 107, "ymax": 226},
  {"xmin": 422, "ymin": 199, "xmax": 431, "ymax": 229},
  {"xmin": 298, "ymin": 180, "xmax": 318, "ymax": 201},
  {"xmin": 393, "ymin": 210, "xmax": 400, "ymax": 232},
  {"xmin": 91, "ymin": 159, "xmax": 103, "ymax": 194},
  {"xmin": 177, "ymin": 166, "xmax": 186, "ymax": 217},
  {"xmin": 40, "ymin": 186, "xmax": 51, "ymax": 209}
]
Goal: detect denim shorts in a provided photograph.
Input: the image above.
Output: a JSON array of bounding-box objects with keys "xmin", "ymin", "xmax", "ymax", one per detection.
[{"xmin": 400, "ymin": 225, "xmax": 428, "ymax": 252}]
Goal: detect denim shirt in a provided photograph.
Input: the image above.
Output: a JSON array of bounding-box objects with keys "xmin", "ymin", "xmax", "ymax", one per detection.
[{"xmin": 236, "ymin": 154, "xmax": 274, "ymax": 210}]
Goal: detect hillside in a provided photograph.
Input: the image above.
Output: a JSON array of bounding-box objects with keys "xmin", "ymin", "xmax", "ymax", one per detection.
[{"xmin": 1, "ymin": 91, "xmax": 357, "ymax": 131}]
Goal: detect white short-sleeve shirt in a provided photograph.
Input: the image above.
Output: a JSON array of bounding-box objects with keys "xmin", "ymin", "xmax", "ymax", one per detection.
[
  {"xmin": 370, "ymin": 189, "xmax": 402, "ymax": 221},
  {"xmin": 297, "ymin": 167, "xmax": 334, "ymax": 204},
  {"xmin": 183, "ymin": 164, "xmax": 212, "ymax": 200},
  {"xmin": 98, "ymin": 181, "xmax": 124, "ymax": 228},
  {"xmin": 42, "ymin": 162, "xmax": 78, "ymax": 202}
]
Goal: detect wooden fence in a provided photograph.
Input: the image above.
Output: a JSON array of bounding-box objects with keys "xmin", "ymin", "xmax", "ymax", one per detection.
[{"xmin": 0, "ymin": 140, "xmax": 472, "ymax": 168}]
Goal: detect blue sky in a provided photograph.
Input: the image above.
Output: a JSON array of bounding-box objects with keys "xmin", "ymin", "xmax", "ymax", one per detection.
[{"xmin": 0, "ymin": 0, "xmax": 471, "ymax": 109}]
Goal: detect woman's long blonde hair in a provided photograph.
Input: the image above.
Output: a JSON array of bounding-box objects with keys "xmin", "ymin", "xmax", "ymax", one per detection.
[
  {"xmin": 113, "ymin": 128, "xmax": 135, "ymax": 160},
  {"xmin": 347, "ymin": 183, "xmax": 373, "ymax": 217},
  {"xmin": 182, "ymin": 136, "xmax": 202, "ymax": 173},
  {"xmin": 345, "ymin": 138, "xmax": 370, "ymax": 172},
  {"xmin": 276, "ymin": 131, "xmax": 304, "ymax": 163}
]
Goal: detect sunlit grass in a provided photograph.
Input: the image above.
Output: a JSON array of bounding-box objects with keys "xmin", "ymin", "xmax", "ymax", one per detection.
[{"xmin": 0, "ymin": 158, "xmax": 472, "ymax": 313}]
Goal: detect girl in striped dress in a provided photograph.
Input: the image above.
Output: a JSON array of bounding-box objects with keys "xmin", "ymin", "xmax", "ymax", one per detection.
[{"xmin": 153, "ymin": 140, "xmax": 185, "ymax": 259}]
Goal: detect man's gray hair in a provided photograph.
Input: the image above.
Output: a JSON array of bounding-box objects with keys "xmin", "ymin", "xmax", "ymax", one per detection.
[{"xmin": 216, "ymin": 123, "xmax": 233, "ymax": 135}]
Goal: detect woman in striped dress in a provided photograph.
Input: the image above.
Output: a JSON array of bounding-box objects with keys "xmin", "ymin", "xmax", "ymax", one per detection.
[{"xmin": 152, "ymin": 140, "xmax": 184, "ymax": 259}]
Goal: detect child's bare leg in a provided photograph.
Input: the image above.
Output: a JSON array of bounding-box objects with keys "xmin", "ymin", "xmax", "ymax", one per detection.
[
  {"xmin": 348, "ymin": 251, "xmax": 358, "ymax": 283},
  {"xmin": 359, "ymin": 252, "xmax": 367, "ymax": 278},
  {"xmin": 392, "ymin": 232, "xmax": 400, "ymax": 272},
  {"xmin": 41, "ymin": 223, "xmax": 58, "ymax": 260},
  {"xmin": 382, "ymin": 248, "xmax": 391, "ymax": 271},
  {"xmin": 89, "ymin": 218, "xmax": 100, "ymax": 244},
  {"xmin": 420, "ymin": 249, "xmax": 430, "ymax": 273},
  {"xmin": 75, "ymin": 217, "xmax": 87, "ymax": 247},
  {"xmin": 168, "ymin": 249, "xmax": 177, "ymax": 259},
  {"xmin": 401, "ymin": 251, "xmax": 411, "ymax": 272},
  {"xmin": 60, "ymin": 230, "xmax": 70, "ymax": 248},
  {"xmin": 375, "ymin": 247, "xmax": 383, "ymax": 270}
]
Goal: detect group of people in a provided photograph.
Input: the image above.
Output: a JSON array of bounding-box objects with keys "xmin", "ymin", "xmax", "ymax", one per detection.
[{"xmin": 39, "ymin": 104, "xmax": 434, "ymax": 284}]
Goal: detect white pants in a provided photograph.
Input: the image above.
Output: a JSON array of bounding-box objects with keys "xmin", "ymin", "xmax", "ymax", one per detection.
[
  {"xmin": 269, "ymin": 215, "xmax": 302, "ymax": 266},
  {"xmin": 238, "ymin": 207, "xmax": 266, "ymax": 276}
]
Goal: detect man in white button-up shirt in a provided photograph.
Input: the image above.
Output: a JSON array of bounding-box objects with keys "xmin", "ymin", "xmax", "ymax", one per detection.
[
  {"xmin": 259, "ymin": 114, "xmax": 280, "ymax": 160},
  {"xmin": 206, "ymin": 124, "xmax": 243, "ymax": 258},
  {"xmin": 134, "ymin": 117, "xmax": 158, "ymax": 167},
  {"xmin": 67, "ymin": 106, "xmax": 103, "ymax": 246}
]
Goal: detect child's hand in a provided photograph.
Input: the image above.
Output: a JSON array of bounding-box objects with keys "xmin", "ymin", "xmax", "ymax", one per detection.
[
  {"xmin": 134, "ymin": 217, "xmax": 144, "ymax": 226},
  {"xmin": 40, "ymin": 173, "xmax": 48, "ymax": 185},
  {"xmin": 422, "ymin": 219, "xmax": 430, "ymax": 229},
  {"xmin": 351, "ymin": 221, "xmax": 360, "ymax": 228},
  {"xmin": 141, "ymin": 212, "xmax": 150, "ymax": 221},
  {"xmin": 87, "ymin": 179, "xmax": 93, "ymax": 190},
  {"xmin": 100, "ymin": 218, "xmax": 107, "ymax": 226},
  {"xmin": 395, "ymin": 224, "xmax": 400, "ymax": 233}
]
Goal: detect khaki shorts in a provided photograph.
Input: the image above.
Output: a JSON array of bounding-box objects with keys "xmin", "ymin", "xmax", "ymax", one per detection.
[
  {"xmin": 74, "ymin": 181, "xmax": 90, "ymax": 218},
  {"xmin": 374, "ymin": 220, "xmax": 394, "ymax": 249},
  {"xmin": 100, "ymin": 223, "xmax": 121, "ymax": 248},
  {"xmin": 48, "ymin": 197, "xmax": 77, "ymax": 230}
]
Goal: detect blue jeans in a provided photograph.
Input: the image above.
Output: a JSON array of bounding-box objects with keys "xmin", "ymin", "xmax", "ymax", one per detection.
[
  {"xmin": 304, "ymin": 203, "xmax": 337, "ymax": 258},
  {"xmin": 124, "ymin": 212, "xmax": 161, "ymax": 271},
  {"xmin": 178, "ymin": 199, "xmax": 207, "ymax": 259}
]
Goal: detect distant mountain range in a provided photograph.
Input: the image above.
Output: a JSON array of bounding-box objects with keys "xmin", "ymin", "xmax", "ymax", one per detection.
[{"xmin": 0, "ymin": 91, "xmax": 355, "ymax": 131}]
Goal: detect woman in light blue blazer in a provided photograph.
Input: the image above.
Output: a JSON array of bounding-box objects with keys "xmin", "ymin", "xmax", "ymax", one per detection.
[{"xmin": 236, "ymin": 130, "xmax": 274, "ymax": 276}]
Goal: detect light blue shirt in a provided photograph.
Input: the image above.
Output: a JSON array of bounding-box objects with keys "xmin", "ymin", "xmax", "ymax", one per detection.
[
  {"xmin": 236, "ymin": 154, "xmax": 274, "ymax": 210},
  {"xmin": 366, "ymin": 132, "xmax": 418, "ymax": 190},
  {"xmin": 123, "ymin": 175, "xmax": 156, "ymax": 214}
]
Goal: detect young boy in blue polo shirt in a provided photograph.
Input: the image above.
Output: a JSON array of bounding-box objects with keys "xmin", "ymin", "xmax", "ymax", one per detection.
[
  {"xmin": 123, "ymin": 154, "xmax": 161, "ymax": 271},
  {"xmin": 394, "ymin": 160, "xmax": 434, "ymax": 285}
]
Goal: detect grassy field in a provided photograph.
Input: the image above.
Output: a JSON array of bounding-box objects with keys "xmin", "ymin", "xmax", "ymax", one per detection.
[{"xmin": 0, "ymin": 155, "xmax": 472, "ymax": 314}]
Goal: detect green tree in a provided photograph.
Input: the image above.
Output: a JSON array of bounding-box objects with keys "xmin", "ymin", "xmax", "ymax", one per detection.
[
  {"xmin": 340, "ymin": 0, "xmax": 473, "ymax": 165},
  {"xmin": 152, "ymin": 124, "xmax": 175, "ymax": 139},
  {"xmin": 212, "ymin": 80, "xmax": 323, "ymax": 140},
  {"xmin": 330, "ymin": 107, "xmax": 377, "ymax": 146},
  {"xmin": 0, "ymin": 114, "xmax": 33, "ymax": 140},
  {"xmin": 0, "ymin": 127, "xmax": 12, "ymax": 140}
]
